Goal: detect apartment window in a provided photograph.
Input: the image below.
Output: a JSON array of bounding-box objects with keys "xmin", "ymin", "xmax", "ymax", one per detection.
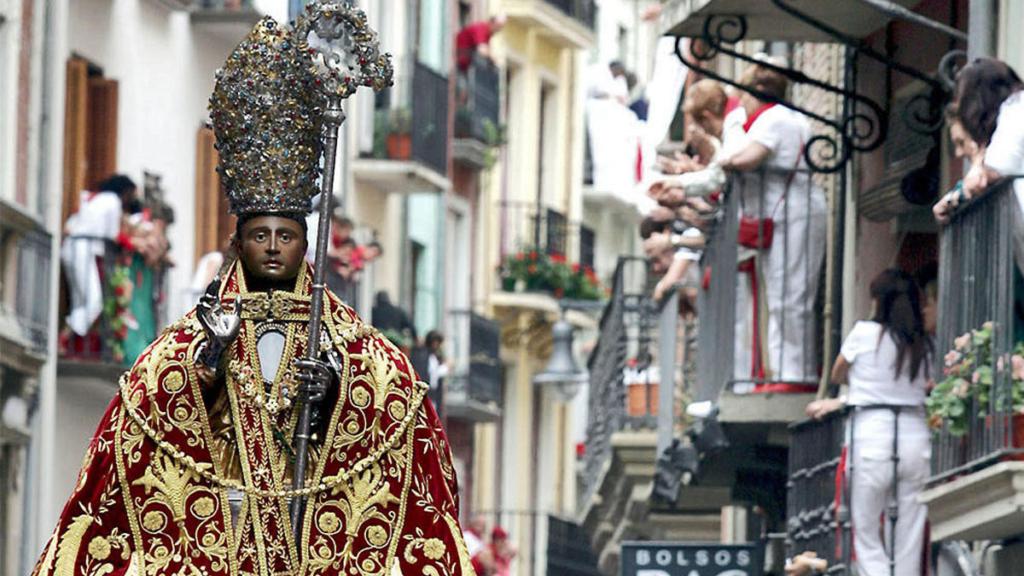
[
  {"xmin": 193, "ymin": 125, "xmax": 234, "ymax": 262},
  {"xmin": 61, "ymin": 56, "xmax": 118, "ymax": 225},
  {"xmin": 417, "ymin": 0, "xmax": 449, "ymax": 75},
  {"xmin": 537, "ymin": 84, "xmax": 558, "ymax": 207}
]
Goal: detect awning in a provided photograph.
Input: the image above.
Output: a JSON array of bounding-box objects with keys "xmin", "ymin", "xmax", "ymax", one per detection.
[{"xmin": 660, "ymin": 0, "xmax": 964, "ymax": 43}]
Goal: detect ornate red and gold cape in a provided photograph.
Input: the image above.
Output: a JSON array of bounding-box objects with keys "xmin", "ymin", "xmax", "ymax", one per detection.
[{"xmin": 34, "ymin": 261, "xmax": 475, "ymax": 576}]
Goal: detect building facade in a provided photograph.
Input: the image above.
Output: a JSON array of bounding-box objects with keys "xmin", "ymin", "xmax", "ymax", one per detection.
[{"xmin": 577, "ymin": 0, "xmax": 1024, "ymax": 575}]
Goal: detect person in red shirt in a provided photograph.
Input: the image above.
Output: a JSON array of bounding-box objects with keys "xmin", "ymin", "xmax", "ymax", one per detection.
[{"xmin": 456, "ymin": 13, "xmax": 506, "ymax": 72}]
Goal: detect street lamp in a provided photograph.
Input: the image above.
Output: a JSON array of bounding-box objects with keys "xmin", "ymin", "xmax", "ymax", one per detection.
[{"xmin": 533, "ymin": 317, "xmax": 588, "ymax": 401}]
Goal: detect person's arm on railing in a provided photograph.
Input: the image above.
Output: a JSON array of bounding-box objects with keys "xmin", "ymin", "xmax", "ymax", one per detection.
[
  {"xmin": 806, "ymin": 354, "xmax": 849, "ymax": 420},
  {"xmin": 652, "ymin": 255, "xmax": 692, "ymax": 302},
  {"xmin": 719, "ymin": 141, "xmax": 771, "ymax": 173}
]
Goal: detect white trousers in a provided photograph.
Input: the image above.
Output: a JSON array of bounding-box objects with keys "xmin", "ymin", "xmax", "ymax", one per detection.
[
  {"xmin": 850, "ymin": 413, "xmax": 930, "ymax": 576},
  {"xmin": 763, "ymin": 211, "xmax": 826, "ymax": 382},
  {"xmin": 733, "ymin": 212, "xmax": 826, "ymax": 385}
]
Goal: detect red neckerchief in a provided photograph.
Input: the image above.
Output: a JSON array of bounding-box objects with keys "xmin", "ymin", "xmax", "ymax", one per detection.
[{"xmin": 742, "ymin": 102, "xmax": 776, "ymax": 133}]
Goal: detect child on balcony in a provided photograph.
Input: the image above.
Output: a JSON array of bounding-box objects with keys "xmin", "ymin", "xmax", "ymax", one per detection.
[{"xmin": 806, "ymin": 268, "xmax": 933, "ymax": 576}]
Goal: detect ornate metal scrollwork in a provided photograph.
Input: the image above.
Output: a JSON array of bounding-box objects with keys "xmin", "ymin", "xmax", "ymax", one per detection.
[
  {"xmin": 674, "ymin": 15, "xmax": 887, "ymax": 173},
  {"xmin": 674, "ymin": 0, "xmax": 967, "ymax": 171}
]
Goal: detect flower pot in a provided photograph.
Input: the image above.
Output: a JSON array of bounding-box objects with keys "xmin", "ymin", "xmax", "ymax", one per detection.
[
  {"xmin": 1010, "ymin": 413, "xmax": 1024, "ymax": 461},
  {"xmin": 386, "ymin": 133, "xmax": 411, "ymax": 160}
]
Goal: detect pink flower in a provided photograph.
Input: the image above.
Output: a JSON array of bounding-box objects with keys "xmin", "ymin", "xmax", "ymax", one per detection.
[
  {"xmin": 945, "ymin": 350, "xmax": 962, "ymax": 367},
  {"xmin": 953, "ymin": 379, "xmax": 970, "ymax": 399},
  {"xmin": 954, "ymin": 333, "xmax": 971, "ymax": 351},
  {"xmin": 972, "ymin": 370, "xmax": 981, "ymax": 384},
  {"xmin": 1011, "ymin": 354, "xmax": 1024, "ymax": 381},
  {"xmin": 982, "ymin": 321, "xmax": 995, "ymax": 331}
]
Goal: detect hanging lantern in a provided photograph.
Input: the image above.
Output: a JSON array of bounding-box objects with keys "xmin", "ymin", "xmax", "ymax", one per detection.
[{"xmin": 533, "ymin": 318, "xmax": 588, "ymax": 401}]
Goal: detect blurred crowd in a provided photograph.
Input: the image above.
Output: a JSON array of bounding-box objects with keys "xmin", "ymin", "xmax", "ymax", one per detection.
[{"xmin": 60, "ymin": 174, "xmax": 174, "ymax": 365}]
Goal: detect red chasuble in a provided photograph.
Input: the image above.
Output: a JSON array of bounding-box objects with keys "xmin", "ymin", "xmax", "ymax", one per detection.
[{"xmin": 33, "ymin": 261, "xmax": 475, "ymax": 576}]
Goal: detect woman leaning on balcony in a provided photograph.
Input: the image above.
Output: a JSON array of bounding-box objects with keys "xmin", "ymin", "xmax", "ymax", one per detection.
[
  {"xmin": 933, "ymin": 59, "xmax": 1023, "ymax": 243},
  {"xmin": 806, "ymin": 269, "xmax": 933, "ymax": 576}
]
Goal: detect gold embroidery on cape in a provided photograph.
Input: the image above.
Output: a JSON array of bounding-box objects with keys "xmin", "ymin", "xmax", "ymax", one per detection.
[{"xmin": 54, "ymin": 514, "xmax": 93, "ymax": 576}]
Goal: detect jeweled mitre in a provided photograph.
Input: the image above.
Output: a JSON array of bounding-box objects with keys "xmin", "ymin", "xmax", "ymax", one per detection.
[{"xmin": 209, "ymin": 17, "xmax": 323, "ymax": 216}]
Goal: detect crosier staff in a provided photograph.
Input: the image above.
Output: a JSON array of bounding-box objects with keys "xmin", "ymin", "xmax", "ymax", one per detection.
[{"xmin": 289, "ymin": 1, "xmax": 393, "ymax": 542}]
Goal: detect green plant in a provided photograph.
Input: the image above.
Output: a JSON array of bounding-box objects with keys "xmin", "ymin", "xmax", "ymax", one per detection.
[
  {"xmin": 481, "ymin": 119, "xmax": 507, "ymax": 147},
  {"xmin": 927, "ymin": 321, "xmax": 1024, "ymax": 436},
  {"xmin": 372, "ymin": 110, "xmax": 389, "ymax": 158},
  {"xmin": 103, "ymin": 261, "xmax": 134, "ymax": 364},
  {"xmin": 389, "ymin": 107, "xmax": 412, "ymax": 135},
  {"xmin": 481, "ymin": 119, "xmax": 508, "ymax": 169}
]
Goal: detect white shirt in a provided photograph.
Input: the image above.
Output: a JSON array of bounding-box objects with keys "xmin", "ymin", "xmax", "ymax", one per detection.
[
  {"xmin": 739, "ymin": 105, "xmax": 821, "ymax": 219},
  {"xmin": 428, "ymin": 352, "xmax": 449, "ymax": 391},
  {"xmin": 673, "ymin": 228, "xmax": 704, "ymax": 262},
  {"xmin": 840, "ymin": 321, "xmax": 930, "ymax": 440},
  {"xmin": 985, "ymin": 91, "xmax": 1024, "ymax": 189},
  {"xmin": 64, "ymin": 191, "xmax": 123, "ymax": 242}
]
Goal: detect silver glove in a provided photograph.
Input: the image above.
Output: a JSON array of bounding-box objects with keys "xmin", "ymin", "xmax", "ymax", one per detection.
[{"xmin": 196, "ymin": 277, "xmax": 241, "ymax": 372}]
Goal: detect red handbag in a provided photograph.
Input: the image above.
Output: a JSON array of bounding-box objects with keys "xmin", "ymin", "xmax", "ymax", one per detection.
[
  {"xmin": 735, "ymin": 151, "xmax": 802, "ymax": 250},
  {"xmin": 737, "ymin": 216, "xmax": 774, "ymax": 249}
]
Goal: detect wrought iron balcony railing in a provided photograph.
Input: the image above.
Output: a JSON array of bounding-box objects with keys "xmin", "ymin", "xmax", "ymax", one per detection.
[
  {"xmin": 543, "ymin": 0, "xmax": 597, "ymax": 31},
  {"xmin": 14, "ymin": 227, "xmax": 52, "ymax": 353},
  {"xmin": 786, "ymin": 411, "xmax": 849, "ymax": 575},
  {"xmin": 372, "ymin": 61, "xmax": 450, "ymax": 177},
  {"xmin": 410, "ymin": 61, "xmax": 450, "ymax": 176},
  {"xmin": 497, "ymin": 201, "xmax": 595, "ymax": 264},
  {"xmin": 455, "ymin": 57, "xmax": 501, "ymax": 145},
  {"xmin": 931, "ymin": 176, "xmax": 1024, "ymax": 483},
  {"xmin": 695, "ymin": 168, "xmax": 828, "ymax": 402},
  {"xmin": 60, "ymin": 235, "xmax": 166, "ymax": 366},
  {"xmin": 578, "ymin": 256, "xmax": 690, "ymax": 506},
  {"xmin": 446, "ymin": 310, "xmax": 502, "ymax": 418}
]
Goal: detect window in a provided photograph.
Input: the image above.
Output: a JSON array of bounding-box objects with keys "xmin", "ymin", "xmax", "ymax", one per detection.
[{"xmin": 417, "ymin": 0, "xmax": 449, "ymax": 75}]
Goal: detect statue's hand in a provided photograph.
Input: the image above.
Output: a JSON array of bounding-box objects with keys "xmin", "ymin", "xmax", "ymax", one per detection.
[
  {"xmin": 197, "ymin": 278, "xmax": 242, "ymax": 344},
  {"xmin": 294, "ymin": 357, "xmax": 331, "ymax": 403},
  {"xmin": 196, "ymin": 278, "xmax": 241, "ymax": 371}
]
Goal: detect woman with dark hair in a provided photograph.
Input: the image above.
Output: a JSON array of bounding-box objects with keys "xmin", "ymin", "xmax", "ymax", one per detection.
[
  {"xmin": 934, "ymin": 58, "xmax": 1024, "ymax": 222},
  {"xmin": 806, "ymin": 269, "xmax": 933, "ymax": 576}
]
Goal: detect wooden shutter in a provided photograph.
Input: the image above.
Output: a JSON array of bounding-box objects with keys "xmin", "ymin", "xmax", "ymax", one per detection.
[
  {"xmin": 61, "ymin": 58, "xmax": 88, "ymax": 224},
  {"xmin": 194, "ymin": 125, "xmax": 233, "ymax": 261},
  {"xmin": 85, "ymin": 77, "xmax": 119, "ymax": 191}
]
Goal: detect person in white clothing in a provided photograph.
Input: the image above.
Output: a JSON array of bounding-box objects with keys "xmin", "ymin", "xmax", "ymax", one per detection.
[
  {"xmin": 61, "ymin": 175, "xmax": 137, "ymax": 336},
  {"xmin": 806, "ymin": 269, "xmax": 933, "ymax": 576},
  {"xmin": 720, "ymin": 62, "xmax": 827, "ymax": 389}
]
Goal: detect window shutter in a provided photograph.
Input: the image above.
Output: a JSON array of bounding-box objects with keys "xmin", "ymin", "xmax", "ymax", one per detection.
[
  {"xmin": 194, "ymin": 125, "xmax": 233, "ymax": 262},
  {"xmin": 85, "ymin": 77, "xmax": 119, "ymax": 191},
  {"xmin": 61, "ymin": 57, "xmax": 88, "ymax": 224}
]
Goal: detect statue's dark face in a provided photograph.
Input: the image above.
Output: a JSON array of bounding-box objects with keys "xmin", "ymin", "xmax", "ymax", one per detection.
[{"xmin": 236, "ymin": 216, "xmax": 307, "ymax": 285}]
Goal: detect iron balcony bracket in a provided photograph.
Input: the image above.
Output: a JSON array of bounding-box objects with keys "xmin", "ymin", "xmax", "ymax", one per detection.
[
  {"xmin": 672, "ymin": 0, "xmax": 967, "ymax": 173},
  {"xmin": 674, "ymin": 21, "xmax": 881, "ymax": 174},
  {"xmin": 771, "ymin": 0, "xmax": 966, "ymax": 136}
]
